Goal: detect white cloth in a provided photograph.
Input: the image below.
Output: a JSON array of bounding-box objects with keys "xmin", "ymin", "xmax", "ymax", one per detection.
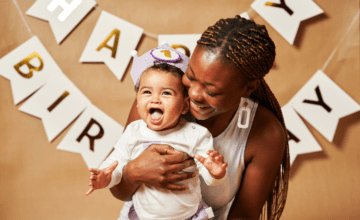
[
  {"xmin": 199, "ymin": 98, "xmax": 259, "ymax": 220},
  {"xmin": 100, "ymin": 117, "xmax": 223, "ymax": 220}
]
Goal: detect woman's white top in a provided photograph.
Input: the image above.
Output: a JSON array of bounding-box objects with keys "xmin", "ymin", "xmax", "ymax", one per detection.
[{"xmin": 198, "ymin": 98, "xmax": 259, "ymax": 220}]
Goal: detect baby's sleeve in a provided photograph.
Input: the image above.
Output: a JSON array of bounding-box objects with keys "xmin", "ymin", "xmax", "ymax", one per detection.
[
  {"xmin": 192, "ymin": 127, "xmax": 224, "ymax": 186},
  {"xmin": 98, "ymin": 123, "xmax": 133, "ymax": 189}
]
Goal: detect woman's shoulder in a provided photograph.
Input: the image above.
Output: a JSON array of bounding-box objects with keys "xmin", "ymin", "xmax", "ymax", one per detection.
[{"xmin": 245, "ymin": 104, "xmax": 286, "ymax": 163}]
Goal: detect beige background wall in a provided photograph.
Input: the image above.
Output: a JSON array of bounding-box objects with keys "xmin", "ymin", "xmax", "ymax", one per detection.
[{"xmin": 0, "ymin": 0, "xmax": 359, "ymax": 219}]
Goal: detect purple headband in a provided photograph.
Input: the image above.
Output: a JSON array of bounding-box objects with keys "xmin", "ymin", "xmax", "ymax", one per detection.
[{"xmin": 130, "ymin": 42, "xmax": 189, "ymax": 88}]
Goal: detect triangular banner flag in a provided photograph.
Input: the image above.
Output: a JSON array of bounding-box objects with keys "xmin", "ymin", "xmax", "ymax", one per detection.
[
  {"xmin": 0, "ymin": 36, "xmax": 61, "ymax": 105},
  {"xmin": 240, "ymin": 12, "xmax": 251, "ymax": 20},
  {"xmin": 158, "ymin": 34, "xmax": 201, "ymax": 58},
  {"xmin": 80, "ymin": 10, "xmax": 143, "ymax": 80},
  {"xmin": 251, "ymin": 0, "xmax": 323, "ymax": 44},
  {"xmin": 282, "ymin": 104, "xmax": 322, "ymax": 165},
  {"xmin": 57, "ymin": 104, "xmax": 124, "ymax": 168},
  {"xmin": 26, "ymin": 0, "xmax": 96, "ymax": 44},
  {"xmin": 291, "ymin": 70, "xmax": 360, "ymax": 142},
  {"xmin": 19, "ymin": 73, "xmax": 91, "ymax": 142}
]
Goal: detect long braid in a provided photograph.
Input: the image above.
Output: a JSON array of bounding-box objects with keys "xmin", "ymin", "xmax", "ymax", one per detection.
[{"xmin": 198, "ymin": 15, "xmax": 290, "ymax": 220}]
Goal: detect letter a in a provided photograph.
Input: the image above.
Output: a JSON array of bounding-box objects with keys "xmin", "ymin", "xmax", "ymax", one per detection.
[{"xmin": 96, "ymin": 29, "xmax": 120, "ymax": 58}]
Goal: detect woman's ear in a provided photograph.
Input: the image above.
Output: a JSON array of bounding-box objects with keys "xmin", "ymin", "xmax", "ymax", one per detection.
[
  {"xmin": 182, "ymin": 96, "xmax": 190, "ymax": 114},
  {"xmin": 244, "ymin": 79, "xmax": 260, "ymax": 98}
]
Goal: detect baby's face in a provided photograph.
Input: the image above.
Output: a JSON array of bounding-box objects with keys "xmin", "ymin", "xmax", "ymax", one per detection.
[{"xmin": 136, "ymin": 69, "xmax": 189, "ymax": 131}]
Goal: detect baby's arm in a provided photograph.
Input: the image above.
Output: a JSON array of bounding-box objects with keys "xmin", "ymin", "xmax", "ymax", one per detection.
[
  {"xmin": 192, "ymin": 126, "xmax": 227, "ymax": 186},
  {"xmin": 86, "ymin": 161, "xmax": 119, "ymax": 195},
  {"xmin": 195, "ymin": 150, "xmax": 227, "ymax": 179},
  {"xmin": 86, "ymin": 124, "xmax": 134, "ymax": 195}
]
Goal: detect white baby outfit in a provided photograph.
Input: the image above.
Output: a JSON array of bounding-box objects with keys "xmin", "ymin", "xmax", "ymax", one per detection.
[
  {"xmin": 100, "ymin": 117, "xmax": 223, "ymax": 220},
  {"xmin": 117, "ymin": 97, "xmax": 258, "ymax": 220}
]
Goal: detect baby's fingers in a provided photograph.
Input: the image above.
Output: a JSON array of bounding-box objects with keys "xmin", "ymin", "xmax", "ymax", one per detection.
[
  {"xmin": 215, "ymin": 155, "xmax": 224, "ymax": 163},
  {"xmin": 222, "ymin": 162, "xmax": 228, "ymax": 169},
  {"xmin": 85, "ymin": 187, "xmax": 95, "ymax": 196},
  {"xmin": 89, "ymin": 168, "xmax": 100, "ymax": 175},
  {"xmin": 195, "ymin": 154, "xmax": 205, "ymax": 164},
  {"xmin": 207, "ymin": 150, "xmax": 219, "ymax": 157}
]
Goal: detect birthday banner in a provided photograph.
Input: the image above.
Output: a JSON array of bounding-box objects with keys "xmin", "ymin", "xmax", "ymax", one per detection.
[
  {"xmin": 1, "ymin": 0, "xmax": 358, "ymax": 168},
  {"xmin": 251, "ymin": 0, "xmax": 323, "ymax": 44},
  {"xmin": 80, "ymin": 10, "xmax": 143, "ymax": 80},
  {"xmin": 26, "ymin": 0, "xmax": 97, "ymax": 44}
]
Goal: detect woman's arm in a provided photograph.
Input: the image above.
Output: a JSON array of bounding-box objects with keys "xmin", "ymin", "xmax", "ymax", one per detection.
[
  {"xmin": 109, "ymin": 99, "xmax": 196, "ymax": 201},
  {"xmin": 227, "ymin": 106, "xmax": 286, "ymax": 220}
]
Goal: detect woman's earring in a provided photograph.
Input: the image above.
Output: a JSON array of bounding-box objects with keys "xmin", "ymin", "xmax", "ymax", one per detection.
[{"xmin": 237, "ymin": 98, "xmax": 250, "ymax": 129}]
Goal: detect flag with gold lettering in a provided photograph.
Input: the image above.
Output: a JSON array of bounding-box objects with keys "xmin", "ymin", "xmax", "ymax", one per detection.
[
  {"xmin": 80, "ymin": 11, "xmax": 143, "ymax": 80},
  {"xmin": 158, "ymin": 34, "xmax": 201, "ymax": 58},
  {"xmin": 0, "ymin": 36, "xmax": 61, "ymax": 104},
  {"xmin": 19, "ymin": 73, "xmax": 90, "ymax": 142}
]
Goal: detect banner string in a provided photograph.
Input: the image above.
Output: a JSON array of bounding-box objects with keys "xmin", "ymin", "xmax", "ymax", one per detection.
[
  {"xmin": 11, "ymin": 0, "xmax": 34, "ymax": 36},
  {"xmin": 95, "ymin": 5, "xmax": 159, "ymax": 39},
  {"xmin": 11, "ymin": 1, "xmax": 358, "ymax": 71},
  {"xmin": 321, "ymin": 10, "xmax": 359, "ymax": 71}
]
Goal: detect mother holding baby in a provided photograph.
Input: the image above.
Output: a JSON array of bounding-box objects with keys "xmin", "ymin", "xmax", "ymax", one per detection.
[{"xmin": 111, "ymin": 15, "xmax": 289, "ymax": 220}]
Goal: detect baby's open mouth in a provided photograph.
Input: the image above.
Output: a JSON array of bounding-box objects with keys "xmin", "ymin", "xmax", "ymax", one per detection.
[{"xmin": 150, "ymin": 108, "xmax": 163, "ymax": 120}]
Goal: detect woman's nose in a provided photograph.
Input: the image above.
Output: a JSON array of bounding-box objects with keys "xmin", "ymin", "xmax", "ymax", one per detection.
[{"xmin": 188, "ymin": 83, "xmax": 203, "ymax": 102}]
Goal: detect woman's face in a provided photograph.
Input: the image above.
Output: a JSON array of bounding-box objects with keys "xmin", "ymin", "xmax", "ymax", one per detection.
[{"xmin": 182, "ymin": 46, "xmax": 249, "ymax": 121}]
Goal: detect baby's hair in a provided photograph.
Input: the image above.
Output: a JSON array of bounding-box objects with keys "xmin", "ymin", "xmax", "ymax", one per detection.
[
  {"xmin": 198, "ymin": 15, "xmax": 289, "ymax": 220},
  {"xmin": 135, "ymin": 62, "xmax": 188, "ymax": 96}
]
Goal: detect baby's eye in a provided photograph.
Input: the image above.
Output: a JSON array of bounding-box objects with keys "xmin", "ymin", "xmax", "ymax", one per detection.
[
  {"xmin": 143, "ymin": 90, "xmax": 151, "ymax": 94},
  {"xmin": 162, "ymin": 91, "xmax": 172, "ymax": 96}
]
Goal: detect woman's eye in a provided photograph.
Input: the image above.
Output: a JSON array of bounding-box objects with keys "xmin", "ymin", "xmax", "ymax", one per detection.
[
  {"xmin": 186, "ymin": 72, "xmax": 194, "ymax": 81},
  {"xmin": 206, "ymin": 90, "xmax": 217, "ymax": 97}
]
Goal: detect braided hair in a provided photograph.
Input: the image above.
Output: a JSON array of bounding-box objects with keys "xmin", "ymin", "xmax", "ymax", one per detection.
[{"xmin": 198, "ymin": 15, "xmax": 290, "ymax": 220}]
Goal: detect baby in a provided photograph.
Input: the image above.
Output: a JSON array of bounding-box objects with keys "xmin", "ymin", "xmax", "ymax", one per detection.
[{"xmin": 86, "ymin": 43, "xmax": 227, "ymax": 220}]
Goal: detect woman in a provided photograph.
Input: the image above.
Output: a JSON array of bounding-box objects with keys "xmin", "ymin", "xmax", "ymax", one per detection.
[{"xmin": 110, "ymin": 15, "xmax": 290, "ymax": 220}]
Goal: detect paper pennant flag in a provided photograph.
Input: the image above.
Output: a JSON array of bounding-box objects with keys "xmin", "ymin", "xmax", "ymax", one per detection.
[
  {"xmin": 19, "ymin": 73, "xmax": 91, "ymax": 142},
  {"xmin": 251, "ymin": 0, "xmax": 323, "ymax": 44},
  {"xmin": 291, "ymin": 70, "xmax": 360, "ymax": 142},
  {"xmin": 26, "ymin": 0, "xmax": 96, "ymax": 44},
  {"xmin": 282, "ymin": 104, "xmax": 322, "ymax": 165},
  {"xmin": 240, "ymin": 12, "xmax": 251, "ymax": 20},
  {"xmin": 158, "ymin": 34, "xmax": 201, "ymax": 58},
  {"xmin": 80, "ymin": 10, "xmax": 143, "ymax": 80},
  {"xmin": 57, "ymin": 104, "xmax": 124, "ymax": 168},
  {"xmin": 0, "ymin": 36, "xmax": 61, "ymax": 105}
]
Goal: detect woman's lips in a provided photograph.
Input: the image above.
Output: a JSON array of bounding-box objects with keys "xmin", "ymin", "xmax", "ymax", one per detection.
[{"xmin": 190, "ymin": 100, "xmax": 211, "ymax": 113}]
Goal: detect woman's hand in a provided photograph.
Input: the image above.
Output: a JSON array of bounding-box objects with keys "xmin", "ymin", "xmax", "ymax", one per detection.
[{"xmin": 125, "ymin": 144, "xmax": 196, "ymax": 190}]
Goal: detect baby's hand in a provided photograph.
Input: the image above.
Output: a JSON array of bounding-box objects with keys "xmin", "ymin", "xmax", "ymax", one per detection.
[
  {"xmin": 195, "ymin": 150, "xmax": 227, "ymax": 179},
  {"xmin": 85, "ymin": 161, "xmax": 118, "ymax": 195}
]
